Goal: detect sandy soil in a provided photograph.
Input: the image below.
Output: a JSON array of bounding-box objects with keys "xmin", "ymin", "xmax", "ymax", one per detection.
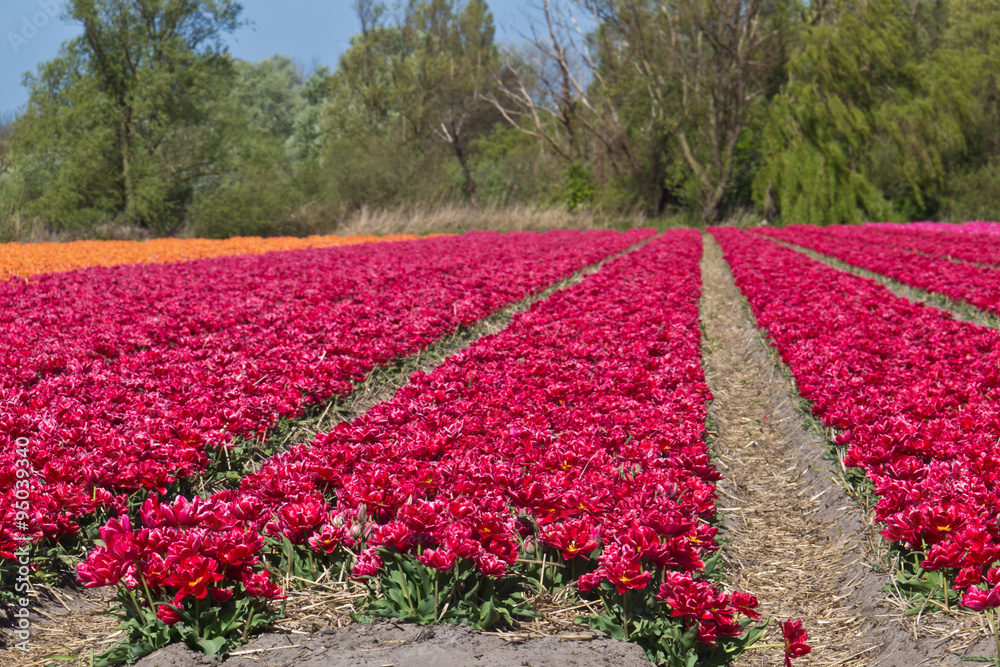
[{"xmin": 131, "ymin": 622, "xmax": 652, "ymax": 667}]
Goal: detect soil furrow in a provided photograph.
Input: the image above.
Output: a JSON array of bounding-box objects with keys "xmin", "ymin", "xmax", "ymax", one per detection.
[{"xmin": 699, "ymin": 232, "xmax": 981, "ymax": 666}]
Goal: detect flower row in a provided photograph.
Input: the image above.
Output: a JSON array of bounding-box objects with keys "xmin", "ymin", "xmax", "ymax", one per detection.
[
  {"xmin": 857, "ymin": 224, "xmax": 1000, "ymax": 267},
  {"xmin": 712, "ymin": 228, "xmax": 1000, "ymax": 608},
  {"xmin": 0, "ymin": 233, "xmax": 422, "ymax": 283},
  {"xmin": 756, "ymin": 225, "xmax": 1000, "ymax": 316},
  {"xmin": 866, "ymin": 221, "xmax": 1000, "ymax": 236},
  {"xmin": 1, "ymin": 230, "xmax": 652, "ymax": 559},
  {"xmin": 79, "ymin": 230, "xmax": 769, "ymax": 659}
]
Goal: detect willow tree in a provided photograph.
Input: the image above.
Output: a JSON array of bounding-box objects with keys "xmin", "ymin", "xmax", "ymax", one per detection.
[{"xmin": 753, "ymin": 0, "xmax": 973, "ymax": 224}]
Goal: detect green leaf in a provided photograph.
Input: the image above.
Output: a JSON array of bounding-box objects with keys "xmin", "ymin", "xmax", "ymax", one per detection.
[
  {"xmin": 196, "ymin": 636, "xmax": 228, "ymax": 656},
  {"xmin": 416, "ymin": 594, "xmax": 437, "ymax": 622}
]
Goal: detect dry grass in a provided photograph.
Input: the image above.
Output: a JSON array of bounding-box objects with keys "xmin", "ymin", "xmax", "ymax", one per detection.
[
  {"xmin": 6, "ymin": 203, "xmax": 648, "ymax": 243},
  {"xmin": 0, "ymin": 585, "xmax": 119, "ymax": 667},
  {"xmin": 330, "ymin": 204, "xmax": 645, "ymax": 235},
  {"xmin": 700, "ymin": 234, "xmax": 880, "ymax": 666}
]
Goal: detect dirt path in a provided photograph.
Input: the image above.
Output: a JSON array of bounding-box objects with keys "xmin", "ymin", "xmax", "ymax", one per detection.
[
  {"xmin": 131, "ymin": 622, "xmax": 651, "ymax": 667},
  {"xmin": 698, "ymin": 233, "xmax": 986, "ymax": 666}
]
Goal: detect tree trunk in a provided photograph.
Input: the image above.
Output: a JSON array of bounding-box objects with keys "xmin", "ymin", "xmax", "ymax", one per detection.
[
  {"xmin": 647, "ymin": 133, "xmax": 669, "ymax": 216},
  {"xmin": 701, "ymin": 185, "xmax": 726, "ymax": 222},
  {"xmin": 454, "ymin": 141, "xmax": 478, "ymax": 206}
]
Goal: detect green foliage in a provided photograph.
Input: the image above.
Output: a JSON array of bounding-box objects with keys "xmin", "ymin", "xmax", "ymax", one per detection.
[
  {"xmin": 558, "ymin": 161, "xmax": 597, "ymax": 211},
  {"xmin": 95, "ymin": 587, "xmax": 279, "ymax": 666},
  {"xmin": 9, "ymin": 0, "xmax": 245, "ymax": 234},
  {"xmin": 579, "ymin": 581, "xmax": 768, "ymax": 667},
  {"xmin": 231, "ymin": 56, "xmax": 304, "ymax": 138},
  {"xmin": 288, "ymin": 68, "xmax": 335, "ymax": 162},
  {"xmin": 945, "ymin": 163, "xmax": 1000, "ymax": 221},
  {"xmin": 357, "ymin": 550, "xmax": 535, "ymax": 628},
  {"xmin": 0, "ymin": 170, "xmax": 28, "ymax": 241},
  {"xmin": 468, "ymin": 125, "xmax": 557, "ymax": 206},
  {"xmin": 7, "ymin": 0, "xmax": 1000, "ymax": 235},
  {"xmin": 321, "ymin": 135, "xmax": 448, "ymax": 211},
  {"xmin": 576, "ymin": 553, "xmax": 770, "ymax": 666},
  {"xmin": 754, "ymin": 0, "xmax": 975, "ymax": 224},
  {"xmin": 185, "ymin": 156, "xmax": 302, "ymax": 237}
]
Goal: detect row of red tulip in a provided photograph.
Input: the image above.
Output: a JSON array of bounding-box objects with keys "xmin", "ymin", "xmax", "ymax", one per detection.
[
  {"xmin": 857, "ymin": 224, "xmax": 1000, "ymax": 267},
  {"xmin": 1, "ymin": 230, "xmax": 654, "ymax": 561},
  {"xmin": 866, "ymin": 221, "xmax": 1000, "ymax": 236},
  {"xmin": 712, "ymin": 228, "xmax": 1000, "ymax": 611},
  {"xmin": 78, "ymin": 230, "xmax": 796, "ymax": 662},
  {"xmin": 755, "ymin": 225, "xmax": 1000, "ymax": 316}
]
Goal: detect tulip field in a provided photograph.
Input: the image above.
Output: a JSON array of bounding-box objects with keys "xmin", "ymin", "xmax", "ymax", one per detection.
[{"xmin": 5, "ymin": 222, "xmax": 1000, "ymax": 665}]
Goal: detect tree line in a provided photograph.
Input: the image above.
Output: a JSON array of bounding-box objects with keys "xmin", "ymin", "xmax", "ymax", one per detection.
[{"xmin": 0, "ymin": 0, "xmax": 998, "ymax": 239}]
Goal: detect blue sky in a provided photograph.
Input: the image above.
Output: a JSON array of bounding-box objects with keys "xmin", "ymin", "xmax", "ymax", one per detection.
[{"xmin": 1, "ymin": 0, "xmax": 562, "ymax": 117}]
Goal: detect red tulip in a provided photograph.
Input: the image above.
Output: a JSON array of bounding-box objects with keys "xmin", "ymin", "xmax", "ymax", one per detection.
[{"xmin": 781, "ymin": 618, "xmax": 811, "ymax": 667}]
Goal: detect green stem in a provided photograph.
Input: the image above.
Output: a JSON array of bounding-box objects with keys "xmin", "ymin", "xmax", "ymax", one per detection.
[
  {"xmin": 125, "ymin": 587, "xmax": 142, "ymax": 619},
  {"xmin": 241, "ymin": 605, "xmax": 257, "ymax": 642},
  {"xmin": 623, "ymin": 592, "xmax": 630, "ymax": 641},
  {"xmin": 139, "ymin": 573, "xmax": 156, "ymax": 612}
]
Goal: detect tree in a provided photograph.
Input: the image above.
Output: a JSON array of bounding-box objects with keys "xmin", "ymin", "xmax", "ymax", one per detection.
[
  {"xmin": 11, "ymin": 0, "xmax": 243, "ymax": 232},
  {"xmin": 230, "ymin": 55, "xmax": 304, "ymax": 138},
  {"xmin": 753, "ymin": 0, "xmax": 972, "ymax": 224},
  {"xmin": 324, "ymin": 0, "xmax": 500, "ymax": 205},
  {"xmin": 0, "ymin": 112, "xmax": 14, "ymax": 171},
  {"xmin": 404, "ymin": 0, "xmax": 500, "ymax": 204},
  {"xmin": 581, "ymin": 0, "xmax": 785, "ymax": 220},
  {"xmin": 288, "ymin": 66, "xmax": 334, "ymax": 163}
]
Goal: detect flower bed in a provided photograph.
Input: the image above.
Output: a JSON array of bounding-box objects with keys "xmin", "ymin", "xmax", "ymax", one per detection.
[
  {"xmin": 1, "ymin": 230, "xmax": 652, "ymax": 557},
  {"xmin": 866, "ymin": 221, "xmax": 1000, "ymax": 236},
  {"xmin": 756, "ymin": 224, "xmax": 1000, "ymax": 315},
  {"xmin": 78, "ymin": 230, "xmax": 782, "ymax": 664},
  {"xmin": 0, "ymin": 234, "xmax": 423, "ymax": 283},
  {"xmin": 856, "ymin": 224, "xmax": 1000, "ymax": 267},
  {"xmin": 713, "ymin": 228, "xmax": 1000, "ymax": 615}
]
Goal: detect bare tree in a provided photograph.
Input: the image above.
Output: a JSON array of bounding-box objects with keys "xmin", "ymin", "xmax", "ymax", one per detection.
[
  {"xmin": 486, "ymin": 0, "xmax": 590, "ymax": 164},
  {"xmin": 586, "ymin": 0, "xmax": 778, "ymax": 220},
  {"xmin": 492, "ymin": 0, "xmax": 779, "ymax": 219},
  {"xmin": 487, "ymin": 0, "xmax": 661, "ymax": 210}
]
